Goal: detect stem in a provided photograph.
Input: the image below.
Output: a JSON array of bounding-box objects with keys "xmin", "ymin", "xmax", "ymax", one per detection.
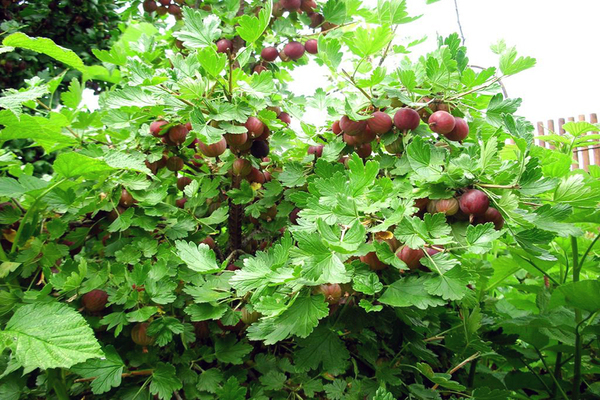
[
  {"xmin": 534, "ymin": 347, "xmax": 569, "ymax": 400},
  {"xmin": 517, "ymin": 255, "xmax": 560, "ymax": 286},
  {"xmin": 578, "ymin": 230, "xmax": 600, "ymax": 268},
  {"xmin": 453, "ymin": 0, "xmax": 466, "ymax": 45},
  {"xmin": 157, "ymin": 85, "xmax": 196, "ymax": 108},
  {"xmin": 476, "ymin": 183, "xmax": 520, "ymax": 189},
  {"xmin": 571, "ymin": 236, "xmax": 582, "ymax": 400},
  {"xmin": 10, "ymin": 178, "xmax": 67, "ymax": 253},
  {"xmin": 553, "ymin": 350, "xmax": 562, "ymax": 399},
  {"xmin": 378, "ymin": 26, "xmax": 398, "ymax": 67},
  {"xmin": 432, "ymin": 352, "xmax": 480, "ymax": 390},
  {"xmin": 341, "ymin": 69, "xmax": 372, "ymax": 101},
  {"xmin": 467, "ymin": 358, "xmax": 477, "ymax": 389},
  {"xmin": 520, "ymin": 357, "xmax": 553, "ymax": 395},
  {"xmin": 74, "ymin": 369, "xmax": 154, "ymax": 383}
]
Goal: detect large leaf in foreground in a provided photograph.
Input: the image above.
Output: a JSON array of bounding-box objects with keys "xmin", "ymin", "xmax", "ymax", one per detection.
[{"xmin": 0, "ymin": 303, "xmax": 103, "ymax": 373}]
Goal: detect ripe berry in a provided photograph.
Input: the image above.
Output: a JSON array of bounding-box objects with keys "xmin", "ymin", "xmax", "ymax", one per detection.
[
  {"xmin": 304, "ymin": 39, "xmax": 318, "ymax": 54},
  {"xmin": 355, "ymin": 143, "xmax": 372, "ymax": 159},
  {"xmin": 166, "ymin": 156, "xmax": 184, "ymax": 171},
  {"xmin": 428, "ymin": 111, "xmax": 456, "ymax": 135},
  {"xmin": 343, "ymin": 133, "xmax": 361, "ymax": 146},
  {"xmin": 281, "ymin": 0, "xmax": 301, "ymax": 11},
  {"xmin": 300, "ymin": 0, "xmax": 317, "ymax": 12},
  {"xmin": 444, "ymin": 117, "xmax": 469, "ymax": 142},
  {"xmin": 261, "ymin": 46, "xmax": 279, "ymax": 62},
  {"xmin": 435, "ymin": 198, "xmax": 459, "ymax": 216},
  {"xmin": 459, "ymin": 189, "xmax": 489, "ymax": 216},
  {"xmin": 290, "ymin": 208, "xmax": 301, "ymax": 224},
  {"xmin": 119, "ymin": 189, "xmax": 135, "ymax": 207},
  {"xmin": 232, "ymin": 158, "xmax": 252, "ymax": 176},
  {"xmin": 250, "ymin": 140, "xmax": 270, "ymax": 158},
  {"xmin": 168, "ymin": 124, "xmax": 189, "ymax": 146},
  {"xmin": 367, "ymin": 111, "xmax": 393, "ymax": 135},
  {"xmin": 131, "ymin": 323, "xmax": 155, "ymax": 347},
  {"xmin": 201, "ymin": 236, "xmax": 216, "ymax": 249},
  {"xmin": 255, "ymin": 126, "xmax": 270, "ymax": 141},
  {"xmin": 156, "ymin": 6, "xmax": 168, "ymax": 15},
  {"xmin": 314, "ymin": 284, "xmax": 342, "ymax": 305},
  {"xmin": 225, "ymin": 132, "xmax": 248, "ymax": 147},
  {"xmin": 359, "ymin": 125, "xmax": 376, "ymax": 144},
  {"xmin": 278, "ymin": 112, "xmax": 291, "ymax": 126},
  {"xmin": 177, "ymin": 176, "xmax": 192, "ymax": 191},
  {"xmin": 175, "ymin": 198, "xmax": 187, "ymax": 208},
  {"xmin": 283, "ymin": 41, "xmax": 305, "ymax": 60},
  {"xmin": 332, "ymin": 120, "xmax": 342, "ymax": 135},
  {"xmin": 339, "ymin": 115, "xmax": 367, "ymax": 136},
  {"xmin": 150, "ymin": 120, "xmax": 168, "ymax": 137},
  {"xmin": 245, "ymin": 116, "xmax": 265, "ymax": 138},
  {"xmin": 396, "ymin": 246, "xmax": 424, "ymax": 270},
  {"xmin": 253, "ymin": 64, "xmax": 267, "ymax": 74},
  {"xmin": 159, "ymin": 0, "xmax": 170, "ymax": 5},
  {"xmin": 309, "ymin": 13, "xmax": 325, "ymax": 28},
  {"xmin": 246, "ymin": 167, "xmax": 266, "ymax": 184},
  {"xmin": 474, "ymin": 207, "xmax": 504, "ymax": 230},
  {"xmin": 308, "ymin": 144, "xmax": 324, "ymax": 158},
  {"xmin": 198, "ymin": 137, "xmax": 227, "ymax": 157},
  {"xmin": 216, "ymin": 39, "xmax": 233, "ymax": 53},
  {"xmin": 143, "ymin": 0, "xmax": 158, "ymax": 13},
  {"xmin": 394, "ymin": 108, "xmax": 420, "ymax": 131},
  {"xmin": 81, "ymin": 289, "xmax": 108, "ymax": 312},
  {"xmin": 167, "ymin": 4, "xmax": 181, "ymax": 15},
  {"xmin": 360, "ymin": 252, "xmax": 387, "ymax": 271}
]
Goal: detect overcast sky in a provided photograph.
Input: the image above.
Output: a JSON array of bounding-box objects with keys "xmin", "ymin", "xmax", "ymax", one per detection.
[{"xmin": 289, "ymin": 0, "xmax": 600, "ymax": 127}]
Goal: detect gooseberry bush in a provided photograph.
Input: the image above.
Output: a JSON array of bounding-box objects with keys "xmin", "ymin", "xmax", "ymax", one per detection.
[{"xmin": 1, "ymin": 1, "xmax": 600, "ymax": 399}]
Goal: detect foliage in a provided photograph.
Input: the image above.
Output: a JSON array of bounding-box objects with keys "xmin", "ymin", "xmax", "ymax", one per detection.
[{"xmin": 0, "ymin": 1, "xmax": 599, "ymax": 399}]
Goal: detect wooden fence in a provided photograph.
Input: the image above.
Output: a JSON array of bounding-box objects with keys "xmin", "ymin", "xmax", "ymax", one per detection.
[{"xmin": 534, "ymin": 113, "xmax": 598, "ymax": 171}]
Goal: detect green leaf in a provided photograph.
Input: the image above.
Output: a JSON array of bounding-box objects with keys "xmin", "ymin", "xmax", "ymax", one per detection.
[
  {"xmin": 322, "ymin": 0, "xmax": 347, "ymax": 25},
  {"xmin": 498, "ymin": 43, "xmax": 536, "ymax": 76},
  {"xmin": 197, "ymin": 47, "xmax": 227, "ymax": 77},
  {"xmin": 406, "ymin": 136, "xmax": 444, "ymax": 181},
  {"xmin": 294, "ymin": 325, "xmax": 350, "ymax": 374},
  {"xmin": 344, "ymin": 26, "xmax": 394, "ymax": 58},
  {"xmin": 72, "ymin": 346, "xmax": 124, "ymax": 395},
  {"xmin": 175, "ymin": 241, "xmax": 220, "ymax": 273},
  {"xmin": 184, "ymin": 303, "xmax": 228, "ymax": 321},
  {"xmin": 379, "ymin": 276, "xmax": 445, "ymax": 309},
  {"xmin": 235, "ymin": 0, "xmax": 272, "ymax": 43},
  {"xmin": 417, "ymin": 362, "xmax": 466, "ymax": 391},
  {"xmin": 549, "ymin": 280, "xmax": 600, "ymax": 312},
  {"xmin": 246, "ymin": 294, "xmax": 329, "ymax": 344},
  {"xmin": 422, "ymin": 265, "xmax": 470, "ymax": 301},
  {"xmin": 279, "ymin": 162, "xmax": 307, "ymax": 187},
  {"xmin": 215, "ymin": 335, "xmax": 253, "ymax": 365},
  {"xmin": 259, "ymin": 370, "xmax": 287, "ymax": 391},
  {"xmin": 174, "ymin": 9, "xmax": 222, "ymax": 49},
  {"xmin": 0, "ymin": 303, "xmax": 102, "ymax": 373},
  {"xmin": 61, "ymin": 78, "xmax": 83, "ymax": 109},
  {"xmin": 465, "ymin": 223, "xmax": 503, "ymax": 254},
  {"xmin": 0, "ymin": 85, "xmax": 49, "ymax": 117},
  {"xmin": 216, "ymin": 376, "xmax": 247, "ymax": 400},
  {"xmin": 53, "ymin": 153, "xmax": 115, "ymax": 178},
  {"xmin": 149, "ymin": 363, "xmax": 182, "ymax": 400},
  {"xmin": 0, "ymin": 177, "xmax": 25, "ymax": 198},
  {"xmin": 197, "ymin": 368, "xmax": 223, "ymax": 393}
]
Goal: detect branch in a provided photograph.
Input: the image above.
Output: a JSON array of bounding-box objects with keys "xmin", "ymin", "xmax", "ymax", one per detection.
[
  {"xmin": 432, "ymin": 352, "xmax": 480, "ymax": 390},
  {"xmin": 453, "ymin": 0, "xmax": 466, "ymax": 45},
  {"xmin": 74, "ymin": 369, "xmax": 153, "ymax": 383},
  {"xmin": 341, "ymin": 69, "xmax": 371, "ymax": 101},
  {"xmin": 158, "ymin": 85, "xmax": 196, "ymax": 108}
]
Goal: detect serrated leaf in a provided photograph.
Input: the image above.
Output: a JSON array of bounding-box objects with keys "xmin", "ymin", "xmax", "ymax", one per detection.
[
  {"xmin": 215, "ymin": 335, "xmax": 253, "ymax": 365},
  {"xmin": 379, "ymin": 276, "xmax": 445, "ymax": 309},
  {"xmin": 0, "ymin": 303, "xmax": 102, "ymax": 373},
  {"xmin": 175, "ymin": 241, "xmax": 220, "ymax": 273},
  {"xmin": 72, "ymin": 346, "xmax": 124, "ymax": 395}
]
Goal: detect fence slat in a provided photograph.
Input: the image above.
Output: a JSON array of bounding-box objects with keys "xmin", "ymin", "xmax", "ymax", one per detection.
[
  {"xmin": 578, "ymin": 115, "xmax": 590, "ymax": 171},
  {"xmin": 566, "ymin": 117, "xmax": 579, "ymax": 169},
  {"xmin": 546, "ymin": 119, "xmax": 556, "ymax": 150},
  {"xmin": 536, "ymin": 121, "xmax": 546, "ymax": 148},
  {"xmin": 591, "ymin": 113, "xmax": 599, "ymax": 167}
]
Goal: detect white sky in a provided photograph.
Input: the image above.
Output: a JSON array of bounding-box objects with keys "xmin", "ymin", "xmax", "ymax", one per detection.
[{"xmin": 289, "ymin": 0, "xmax": 600, "ymax": 126}]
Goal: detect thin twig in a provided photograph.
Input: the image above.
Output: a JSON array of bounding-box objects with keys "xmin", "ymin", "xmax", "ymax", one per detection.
[
  {"xmin": 158, "ymin": 85, "xmax": 196, "ymax": 108},
  {"xmin": 453, "ymin": 0, "xmax": 466, "ymax": 45},
  {"xmin": 74, "ymin": 369, "xmax": 153, "ymax": 383},
  {"xmin": 476, "ymin": 183, "xmax": 521, "ymax": 189},
  {"xmin": 432, "ymin": 352, "xmax": 480, "ymax": 390},
  {"xmin": 341, "ymin": 69, "xmax": 372, "ymax": 101},
  {"xmin": 378, "ymin": 26, "xmax": 398, "ymax": 67}
]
